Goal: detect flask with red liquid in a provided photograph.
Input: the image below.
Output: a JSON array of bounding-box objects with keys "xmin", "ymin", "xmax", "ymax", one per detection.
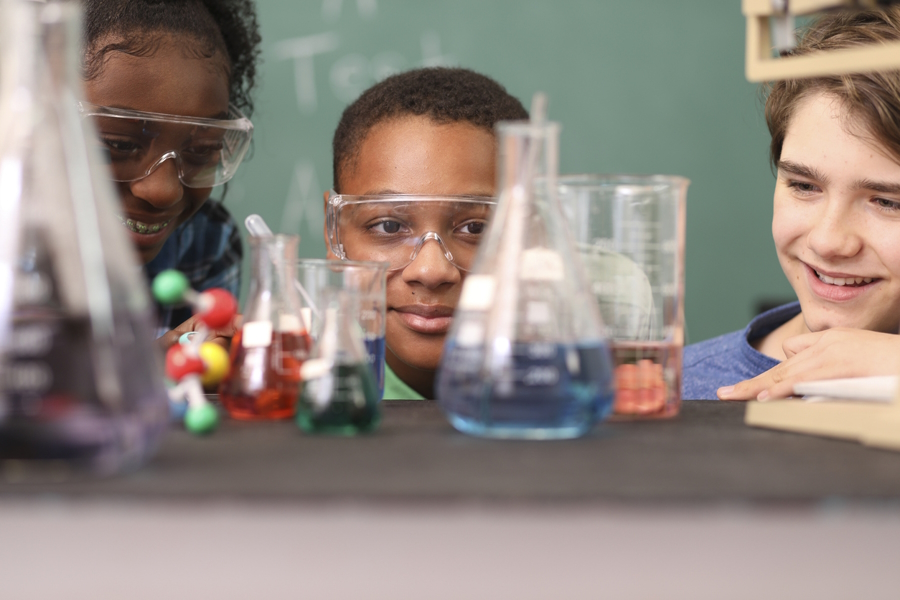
[{"xmin": 219, "ymin": 235, "xmax": 311, "ymax": 419}]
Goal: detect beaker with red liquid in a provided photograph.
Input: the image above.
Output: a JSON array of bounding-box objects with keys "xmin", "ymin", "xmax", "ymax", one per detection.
[
  {"xmin": 558, "ymin": 175, "xmax": 689, "ymax": 420},
  {"xmin": 219, "ymin": 235, "xmax": 311, "ymax": 420}
]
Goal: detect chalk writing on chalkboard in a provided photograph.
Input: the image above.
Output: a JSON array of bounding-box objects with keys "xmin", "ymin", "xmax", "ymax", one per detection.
[
  {"xmin": 274, "ymin": 1, "xmax": 456, "ymax": 241},
  {"xmin": 274, "ymin": 31, "xmax": 454, "ymax": 113},
  {"xmin": 273, "ymin": 33, "xmax": 340, "ymax": 114},
  {"xmin": 322, "ymin": 0, "xmax": 377, "ymax": 23}
]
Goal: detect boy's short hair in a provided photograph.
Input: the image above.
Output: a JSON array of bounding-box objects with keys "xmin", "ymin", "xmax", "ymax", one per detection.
[
  {"xmin": 765, "ymin": 7, "xmax": 900, "ymax": 167},
  {"xmin": 332, "ymin": 67, "xmax": 529, "ymax": 191}
]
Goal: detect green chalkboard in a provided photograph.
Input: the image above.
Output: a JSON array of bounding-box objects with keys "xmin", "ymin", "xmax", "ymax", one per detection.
[{"xmin": 225, "ymin": 0, "xmax": 795, "ymax": 344}]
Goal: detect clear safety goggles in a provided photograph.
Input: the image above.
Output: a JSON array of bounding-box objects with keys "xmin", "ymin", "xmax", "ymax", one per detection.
[
  {"xmin": 326, "ymin": 191, "xmax": 497, "ymax": 272},
  {"xmin": 78, "ymin": 102, "xmax": 253, "ymax": 188}
]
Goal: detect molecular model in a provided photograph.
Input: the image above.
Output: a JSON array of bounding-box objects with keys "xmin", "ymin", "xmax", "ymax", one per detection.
[{"xmin": 152, "ymin": 270, "xmax": 237, "ymax": 435}]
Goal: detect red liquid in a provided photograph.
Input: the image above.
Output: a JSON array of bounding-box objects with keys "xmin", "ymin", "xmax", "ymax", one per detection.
[
  {"xmin": 609, "ymin": 341, "xmax": 681, "ymax": 420},
  {"xmin": 219, "ymin": 329, "xmax": 311, "ymax": 420}
]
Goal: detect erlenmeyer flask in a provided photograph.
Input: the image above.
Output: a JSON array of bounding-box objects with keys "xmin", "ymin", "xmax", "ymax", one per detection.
[
  {"xmin": 437, "ymin": 118, "xmax": 615, "ymax": 439},
  {"xmin": 219, "ymin": 234, "xmax": 312, "ymax": 419},
  {"xmin": 296, "ymin": 289, "xmax": 380, "ymax": 434},
  {"xmin": 0, "ymin": 0, "xmax": 169, "ymax": 476}
]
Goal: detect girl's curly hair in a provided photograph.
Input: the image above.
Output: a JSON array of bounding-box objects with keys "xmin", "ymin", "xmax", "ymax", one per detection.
[{"xmin": 83, "ymin": 0, "xmax": 261, "ymax": 115}]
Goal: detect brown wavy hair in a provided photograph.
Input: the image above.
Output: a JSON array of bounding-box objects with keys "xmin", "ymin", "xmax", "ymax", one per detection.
[{"xmin": 765, "ymin": 7, "xmax": 900, "ymax": 168}]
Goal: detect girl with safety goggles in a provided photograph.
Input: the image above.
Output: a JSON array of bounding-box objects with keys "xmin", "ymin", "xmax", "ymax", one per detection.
[{"xmin": 81, "ymin": 0, "xmax": 260, "ymax": 348}]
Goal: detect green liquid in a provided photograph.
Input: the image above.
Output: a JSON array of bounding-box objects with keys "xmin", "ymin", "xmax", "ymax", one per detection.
[{"xmin": 296, "ymin": 363, "xmax": 380, "ymax": 435}]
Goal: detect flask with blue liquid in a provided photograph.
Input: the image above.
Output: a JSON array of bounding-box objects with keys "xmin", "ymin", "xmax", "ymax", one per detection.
[{"xmin": 437, "ymin": 99, "xmax": 614, "ymax": 439}]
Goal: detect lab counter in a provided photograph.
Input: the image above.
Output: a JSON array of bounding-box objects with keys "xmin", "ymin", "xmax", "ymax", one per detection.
[
  {"xmin": 4, "ymin": 400, "xmax": 900, "ymax": 502},
  {"xmin": 3, "ymin": 400, "xmax": 900, "ymax": 599}
]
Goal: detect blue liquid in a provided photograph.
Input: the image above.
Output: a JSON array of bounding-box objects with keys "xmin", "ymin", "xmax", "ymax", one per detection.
[
  {"xmin": 364, "ymin": 335, "xmax": 386, "ymax": 400},
  {"xmin": 437, "ymin": 341, "xmax": 614, "ymax": 439}
]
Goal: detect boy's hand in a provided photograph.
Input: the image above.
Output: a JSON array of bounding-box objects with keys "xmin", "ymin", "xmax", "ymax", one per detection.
[
  {"xmin": 717, "ymin": 328, "xmax": 900, "ymax": 401},
  {"xmin": 157, "ymin": 313, "xmax": 242, "ymax": 350}
]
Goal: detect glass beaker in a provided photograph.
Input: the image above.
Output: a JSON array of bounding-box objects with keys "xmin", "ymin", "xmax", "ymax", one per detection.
[
  {"xmin": 296, "ymin": 288, "xmax": 380, "ymax": 434},
  {"xmin": 437, "ymin": 120, "xmax": 615, "ymax": 439},
  {"xmin": 0, "ymin": 0, "xmax": 169, "ymax": 477},
  {"xmin": 219, "ymin": 235, "xmax": 311, "ymax": 419},
  {"xmin": 295, "ymin": 259, "xmax": 388, "ymax": 399},
  {"xmin": 558, "ymin": 174, "xmax": 688, "ymax": 419}
]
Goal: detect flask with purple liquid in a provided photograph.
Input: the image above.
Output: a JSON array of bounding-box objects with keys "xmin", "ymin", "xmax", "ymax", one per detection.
[{"xmin": 0, "ymin": 0, "xmax": 169, "ymax": 477}]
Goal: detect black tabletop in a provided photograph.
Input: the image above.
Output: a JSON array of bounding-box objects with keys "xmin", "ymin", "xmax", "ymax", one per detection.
[{"xmin": 5, "ymin": 400, "xmax": 900, "ymax": 504}]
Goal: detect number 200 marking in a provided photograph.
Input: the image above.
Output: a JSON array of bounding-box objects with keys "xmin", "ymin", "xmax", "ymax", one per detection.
[{"xmin": 522, "ymin": 366, "xmax": 559, "ymax": 386}]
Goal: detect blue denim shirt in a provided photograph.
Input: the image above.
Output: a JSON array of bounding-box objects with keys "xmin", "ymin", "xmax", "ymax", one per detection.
[{"xmin": 682, "ymin": 302, "xmax": 801, "ymax": 400}]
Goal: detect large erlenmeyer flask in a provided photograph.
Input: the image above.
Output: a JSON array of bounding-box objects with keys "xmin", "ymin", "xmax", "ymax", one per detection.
[
  {"xmin": 437, "ymin": 118, "xmax": 615, "ymax": 439},
  {"xmin": 0, "ymin": 0, "xmax": 169, "ymax": 477}
]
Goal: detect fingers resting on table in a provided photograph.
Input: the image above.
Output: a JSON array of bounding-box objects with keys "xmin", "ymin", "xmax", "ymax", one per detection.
[{"xmin": 717, "ymin": 328, "xmax": 900, "ymax": 401}]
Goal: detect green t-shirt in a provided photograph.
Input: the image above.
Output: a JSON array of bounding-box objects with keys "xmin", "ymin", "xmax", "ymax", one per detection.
[{"xmin": 383, "ymin": 364, "xmax": 425, "ymax": 400}]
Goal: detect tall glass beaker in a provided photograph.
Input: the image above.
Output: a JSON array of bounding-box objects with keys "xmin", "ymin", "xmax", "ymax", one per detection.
[
  {"xmin": 558, "ymin": 175, "xmax": 688, "ymax": 419},
  {"xmin": 0, "ymin": 0, "xmax": 169, "ymax": 477},
  {"xmin": 437, "ymin": 120, "xmax": 615, "ymax": 439},
  {"xmin": 219, "ymin": 235, "xmax": 312, "ymax": 419}
]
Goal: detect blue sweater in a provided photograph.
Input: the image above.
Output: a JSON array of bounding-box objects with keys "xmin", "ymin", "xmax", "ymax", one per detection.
[{"xmin": 682, "ymin": 302, "xmax": 800, "ymax": 400}]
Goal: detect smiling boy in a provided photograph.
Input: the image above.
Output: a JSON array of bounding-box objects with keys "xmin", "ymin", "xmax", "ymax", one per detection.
[
  {"xmin": 683, "ymin": 8, "xmax": 900, "ymax": 400},
  {"xmin": 325, "ymin": 68, "xmax": 528, "ymax": 399}
]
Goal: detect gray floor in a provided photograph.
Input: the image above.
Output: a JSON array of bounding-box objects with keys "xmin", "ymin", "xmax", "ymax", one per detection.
[{"xmin": 2, "ymin": 501, "xmax": 899, "ymax": 599}]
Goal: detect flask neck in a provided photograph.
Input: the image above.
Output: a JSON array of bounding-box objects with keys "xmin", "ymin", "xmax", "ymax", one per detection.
[
  {"xmin": 0, "ymin": 1, "xmax": 82, "ymax": 104},
  {"xmin": 246, "ymin": 235, "xmax": 301, "ymax": 318},
  {"xmin": 486, "ymin": 121, "xmax": 563, "ymax": 260},
  {"xmin": 316, "ymin": 289, "xmax": 367, "ymax": 364},
  {"xmin": 495, "ymin": 121, "xmax": 560, "ymax": 202}
]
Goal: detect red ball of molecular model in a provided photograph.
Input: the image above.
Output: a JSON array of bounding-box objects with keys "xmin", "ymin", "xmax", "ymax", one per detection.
[{"xmin": 152, "ymin": 270, "xmax": 238, "ymax": 434}]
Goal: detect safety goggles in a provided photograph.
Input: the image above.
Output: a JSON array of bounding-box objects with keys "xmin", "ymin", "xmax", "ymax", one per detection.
[
  {"xmin": 78, "ymin": 102, "xmax": 253, "ymax": 188},
  {"xmin": 326, "ymin": 192, "xmax": 497, "ymax": 272}
]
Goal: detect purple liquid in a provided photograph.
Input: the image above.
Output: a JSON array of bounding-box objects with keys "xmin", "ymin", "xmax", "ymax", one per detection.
[{"xmin": 0, "ymin": 313, "xmax": 169, "ymax": 475}]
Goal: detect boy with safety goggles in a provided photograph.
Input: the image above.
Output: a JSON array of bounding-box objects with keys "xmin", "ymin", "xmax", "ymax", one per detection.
[
  {"xmin": 81, "ymin": 0, "xmax": 260, "ymax": 348},
  {"xmin": 326, "ymin": 67, "xmax": 528, "ymax": 399}
]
